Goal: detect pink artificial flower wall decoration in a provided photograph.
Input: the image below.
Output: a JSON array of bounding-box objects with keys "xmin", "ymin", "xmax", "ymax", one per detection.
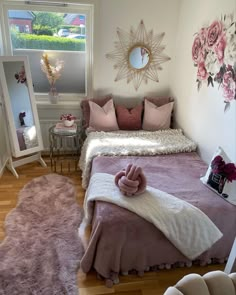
[
  {"xmin": 207, "ymin": 20, "xmax": 223, "ymax": 47},
  {"xmin": 192, "ymin": 13, "xmax": 236, "ymax": 111}
]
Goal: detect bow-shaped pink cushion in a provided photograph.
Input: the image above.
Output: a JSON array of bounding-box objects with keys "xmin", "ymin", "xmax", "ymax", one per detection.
[{"xmin": 114, "ymin": 164, "xmax": 147, "ymax": 197}]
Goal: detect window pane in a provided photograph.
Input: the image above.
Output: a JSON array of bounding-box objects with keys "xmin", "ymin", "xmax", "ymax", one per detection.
[{"xmin": 8, "ymin": 10, "xmax": 86, "ymax": 94}]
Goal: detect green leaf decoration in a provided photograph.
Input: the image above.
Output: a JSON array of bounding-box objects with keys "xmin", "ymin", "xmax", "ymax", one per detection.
[
  {"xmin": 224, "ymin": 102, "xmax": 230, "ymax": 112},
  {"xmin": 197, "ymin": 80, "xmax": 202, "ymax": 91},
  {"xmin": 207, "ymin": 76, "xmax": 214, "ymax": 87}
]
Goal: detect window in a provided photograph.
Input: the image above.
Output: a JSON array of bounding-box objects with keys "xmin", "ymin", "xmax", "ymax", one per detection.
[{"xmin": 0, "ymin": 1, "xmax": 93, "ymax": 98}]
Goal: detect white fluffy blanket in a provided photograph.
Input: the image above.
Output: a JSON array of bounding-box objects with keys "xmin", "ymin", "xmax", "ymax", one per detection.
[
  {"xmin": 79, "ymin": 129, "xmax": 197, "ymax": 188},
  {"xmin": 83, "ymin": 173, "xmax": 223, "ymax": 260}
]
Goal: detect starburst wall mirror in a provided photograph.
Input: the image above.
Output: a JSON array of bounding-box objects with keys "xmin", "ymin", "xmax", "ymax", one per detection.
[{"xmin": 106, "ymin": 20, "xmax": 171, "ymax": 91}]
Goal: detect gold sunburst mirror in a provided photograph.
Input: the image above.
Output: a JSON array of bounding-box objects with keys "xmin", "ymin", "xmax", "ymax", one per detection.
[{"xmin": 106, "ymin": 20, "xmax": 171, "ymax": 91}]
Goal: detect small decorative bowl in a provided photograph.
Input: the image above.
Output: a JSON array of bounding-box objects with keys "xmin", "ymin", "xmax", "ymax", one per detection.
[{"xmin": 63, "ymin": 119, "xmax": 74, "ymax": 127}]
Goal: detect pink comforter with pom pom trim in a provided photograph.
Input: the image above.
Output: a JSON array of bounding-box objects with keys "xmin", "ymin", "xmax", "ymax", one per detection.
[{"xmin": 80, "ymin": 153, "xmax": 236, "ymax": 285}]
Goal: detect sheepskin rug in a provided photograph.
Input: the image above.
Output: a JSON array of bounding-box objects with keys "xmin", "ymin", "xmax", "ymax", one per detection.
[{"xmin": 0, "ymin": 174, "xmax": 84, "ymax": 295}]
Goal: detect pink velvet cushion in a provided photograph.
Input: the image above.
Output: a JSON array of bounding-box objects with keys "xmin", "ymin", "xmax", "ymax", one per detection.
[
  {"xmin": 88, "ymin": 99, "xmax": 119, "ymax": 131},
  {"xmin": 80, "ymin": 95, "xmax": 112, "ymax": 128},
  {"xmin": 142, "ymin": 99, "xmax": 174, "ymax": 131},
  {"xmin": 116, "ymin": 104, "xmax": 143, "ymax": 130}
]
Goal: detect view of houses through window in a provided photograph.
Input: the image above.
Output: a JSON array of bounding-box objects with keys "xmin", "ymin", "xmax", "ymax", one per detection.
[
  {"xmin": 6, "ymin": 9, "xmax": 88, "ymax": 94},
  {"xmin": 9, "ymin": 11, "xmax": 86, "ymax": 51}
]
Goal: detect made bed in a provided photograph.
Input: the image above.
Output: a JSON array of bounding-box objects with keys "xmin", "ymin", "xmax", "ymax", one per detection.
[{"xmin": 78, "ymin": 129, "xmax": 236, "ymax": 286}]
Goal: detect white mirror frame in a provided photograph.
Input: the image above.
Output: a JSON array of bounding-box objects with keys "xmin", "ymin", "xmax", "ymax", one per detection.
[
  {"xmin": 0, "ymin": 55, "xmax": 44, "ymax": 158},
  {"xmin": 0, "ymin": 55, "xmax": 46, "ymax": 178}
]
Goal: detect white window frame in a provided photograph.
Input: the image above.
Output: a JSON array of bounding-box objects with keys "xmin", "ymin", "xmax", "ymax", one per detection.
[{"xmin": 0, "ymin": 0, "xmax": 94, "ymax": 102}]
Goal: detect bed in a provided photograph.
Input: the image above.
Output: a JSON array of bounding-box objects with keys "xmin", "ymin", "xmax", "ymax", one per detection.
[{"xmin": 78, "ymin": 129, "xmax": 236, "ymax": 286}]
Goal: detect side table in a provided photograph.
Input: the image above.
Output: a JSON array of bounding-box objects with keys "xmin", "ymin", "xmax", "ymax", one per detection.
[{"xmin": 49, "ymin": 124, "xmax": 81, "ymax": 173}]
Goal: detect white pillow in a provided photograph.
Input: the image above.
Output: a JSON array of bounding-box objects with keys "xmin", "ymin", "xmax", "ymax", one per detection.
[
  {"xmin": 200, "ymin": 147, "xmax": 236, "ymax": 205},
  {"xmin": 88, "ymin": 99, "xmax": 119, "ymax": 132}
]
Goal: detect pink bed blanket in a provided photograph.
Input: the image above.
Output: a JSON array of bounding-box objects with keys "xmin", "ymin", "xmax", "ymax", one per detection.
[{"xmin": 80, "ymin": 153, "xmax": 236, "ymax": 283}]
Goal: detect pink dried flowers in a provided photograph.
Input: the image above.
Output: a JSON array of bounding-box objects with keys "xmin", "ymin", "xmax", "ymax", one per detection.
[{"xmin": 41, "ymin": 53, "xmax": 64, "ymax": 88}]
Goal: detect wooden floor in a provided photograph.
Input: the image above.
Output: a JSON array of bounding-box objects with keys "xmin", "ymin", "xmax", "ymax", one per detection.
[{"xmin": 0, "ymin": 158, "xmax": 224, "ymax": 295}]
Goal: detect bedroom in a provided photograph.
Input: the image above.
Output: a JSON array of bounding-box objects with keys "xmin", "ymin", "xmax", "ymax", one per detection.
[{"xmin": 0, "ymin": 0, "xmax": 235, "ymax": 294}]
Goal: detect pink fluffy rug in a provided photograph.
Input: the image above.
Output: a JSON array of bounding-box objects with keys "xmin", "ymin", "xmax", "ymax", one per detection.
[{"xmin": 0, "ymin": 174, "xmax": 84, "ymax": 294}]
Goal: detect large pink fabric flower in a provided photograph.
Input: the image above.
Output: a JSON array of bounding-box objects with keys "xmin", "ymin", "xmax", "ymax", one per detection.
[
  {"xmin": 214, "ymin": 33, "xmax": 227, "ymax": 64},
  {"xmin": 192, "ymin": 14, "xmax": 236, "ymax": 109},
  {"xmin": 199, "ymin": 28, "xmax": 207, "ymax": 42},
  {"xmin": 223, "ymin": 70, "xmax": 233, "ymax": 84},
  {"xmin": 197, "ymin": 61, "xmax": 208, "ymax": 80},
  {"xmin": 222, "ymin": 71, "xmax": 236, "ymax": 102},
  {"xmin": 192, "ymin": 36, "xmax": 202, "ymax": 64},
  {"xmin": 207, "ymin": 20, "xmax": 223, "ymax": 47}
]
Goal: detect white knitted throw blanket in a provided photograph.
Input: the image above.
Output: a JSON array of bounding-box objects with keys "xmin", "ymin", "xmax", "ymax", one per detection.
[
  {"xmin": 83, "ymin": 173, "xmax": 222, "ymax": 260},
  {"xmin": 79, "ymin": 129, "xmax": 197, "ymax": 188}
]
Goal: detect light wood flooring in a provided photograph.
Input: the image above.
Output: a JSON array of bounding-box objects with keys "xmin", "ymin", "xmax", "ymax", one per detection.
[{"xmin": 0, "ymin": 158, "xmax": 224, "ymax": 295}]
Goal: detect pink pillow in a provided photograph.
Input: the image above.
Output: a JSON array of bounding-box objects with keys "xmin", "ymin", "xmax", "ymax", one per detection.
[
  {"xmin": 142, "ymin": 100, "xmax": 174, "ymax": 131},
  {"xmin": 116, "ymin": 104, "xmax": 143, "ymax": 130},
  {"xmin": 88, "ymin": 99, "xmax": 119, "ymax": 131},
  {"xmin": 144, "ymin": 96, "xmax": 172, "ymax": 106},
  {"xmin": 80, "ymin": 95, "xmax": 112, "ymax": 128}
]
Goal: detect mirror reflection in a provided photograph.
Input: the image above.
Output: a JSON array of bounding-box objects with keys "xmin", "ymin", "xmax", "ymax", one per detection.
[
  {"xmin": 3, "ymin": 61, "xmax": 38, "ymax": 151},
  {"xmin": 129, "ymin": 46, "xmax": 150, "ymax": 69}
]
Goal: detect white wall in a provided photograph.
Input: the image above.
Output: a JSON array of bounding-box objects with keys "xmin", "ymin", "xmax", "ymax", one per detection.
[
  {"xmin": 93, "ymin": 0, "xmax": 181, "ymax": 106},
  {"xmin": 170, "ymin": 0, "xmax": 236, "ymax": 163}
]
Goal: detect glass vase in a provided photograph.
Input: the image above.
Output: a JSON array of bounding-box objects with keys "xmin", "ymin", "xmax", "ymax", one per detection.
[{"xmin": 48, "ymin": 86, "xmax": 59, "ymax": 104}]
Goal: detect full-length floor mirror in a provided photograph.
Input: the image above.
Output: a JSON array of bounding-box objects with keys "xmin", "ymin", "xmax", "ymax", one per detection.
[{"xmin": 0, "ymin": 56, "xmax": 46, "ymax": 177}]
